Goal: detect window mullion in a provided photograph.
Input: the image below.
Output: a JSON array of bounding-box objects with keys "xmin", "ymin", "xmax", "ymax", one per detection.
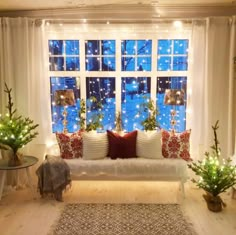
[
  {"xmin": 116, "ymin": 39, "xmax": 121, "ymax": 113},
  {"xmin": 80, "ymin": 38, "xmax": 86, "ymax": 101},
  {"xmin": 151, "ymin": 36, "xmax": 157, "ymax": 105}
]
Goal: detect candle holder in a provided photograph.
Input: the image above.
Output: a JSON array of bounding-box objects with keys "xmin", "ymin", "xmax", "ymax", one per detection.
[
  {"xmin": 54, "ymin": 89, "xmax": 75, "ymax": 133},
  {"xmin": 164, "ymin": 89, "xmax": 185, "ymax": 134}
]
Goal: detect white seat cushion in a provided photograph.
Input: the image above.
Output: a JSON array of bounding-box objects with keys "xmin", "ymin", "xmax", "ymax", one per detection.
[{"xmin": 65, "ymin": 158, "xmax": 188, "ymax": 181}]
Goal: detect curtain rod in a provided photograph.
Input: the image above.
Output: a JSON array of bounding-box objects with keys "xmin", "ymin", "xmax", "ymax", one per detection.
[
  {"xmin": 44, "ymin": 18, "xmax": 194, "ymax": 25},
  {"xmin": 43, "ymin": 16, "xmax": 234, "ymax": 24}
]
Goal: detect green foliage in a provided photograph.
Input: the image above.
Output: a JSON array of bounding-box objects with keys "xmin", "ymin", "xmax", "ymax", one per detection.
[
  {"xmin": 141, "ymin": 99, "xmax": 160, "ymax": 131},
  {"xmin": 188, "ymin": 120, "xmax": 236, "ymax": 197},
  {"xmin": 0, "ymin": 83, "xmax": 39, "ymax": 153},
  {"xmin": 86, "ymin": 113, "xmax": 103, "ymax": 132},
  {"xmin": 78, "ymin": 98, "xmax": 86, "ymax": 131},
  {"xmin": 86, "ymin": 96, "xmax": 103, "ymax": 132}
]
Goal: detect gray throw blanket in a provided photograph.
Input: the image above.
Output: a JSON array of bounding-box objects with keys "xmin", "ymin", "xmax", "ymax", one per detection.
[{"xmin": 36, "ymin": 155, "xmax": 71, "ymax": 201}]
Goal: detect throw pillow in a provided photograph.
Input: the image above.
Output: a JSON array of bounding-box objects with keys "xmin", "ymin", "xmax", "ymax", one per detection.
[
  {"xmin": 161, "ymin": 129, "xmax": 191, "ymax": 161},
  {"xmin": 137, "ymin": 130, "xmax": 163, "ymax": 159},
  {"xmin": 82, "ymin": 132, "xmax": 108, "ymax": 160},
  {"xmin": 56, "ymin": 131, "xmax": 83, "ymax": 159},
  {"xmin": 107, "ymin": 130, "xmax": 137, "ymax": 159}
]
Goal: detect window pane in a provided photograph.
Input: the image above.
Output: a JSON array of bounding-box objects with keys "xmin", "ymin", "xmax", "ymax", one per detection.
[
  {"xmin": 121, "ymin": 77, "xmax": 151, "ymax": 132},
  {"xmin": 102, "ymin": 57, "xmax": 115, "ymax": 71},
  {"xmin": 49, "ymin": 57, "xmax": 64, "ymax": 71},
  {"xmin": 122, "ymin": 40, "xmax": 152, "ymax": 72},
  {"xmin": 65, "ymin": 40, "xmax": 79, "ymax": 55},
  {"xmin": 49, "ymin": 40, "xmax": 63, "ymax": 55},
  {"xmin": 49, "ymin": 40, "xmax": 80, "ymax": 71},
  {"xmin": 86, "ymin": 40, "xmax": 116, "ymax": 71},
  {"xmin": 137, "ymin": 40, "xmax": 152, "ymax": 55},
  {"xmin": 174, "ymin": 39, "xmax": 188, "ymax": 55},
  {"xmin": 85, "ymin": 40, "xmax": 100, "ymax": 55},
  {"xmin": 137, "ymin": 57, "xmax": 151, "ymax": 71},
  {"xmin": 122, "ymin": 57, "xmax": 135, "ymax": 71},
  {"xmin": 173, "ymin": 56, "xmax": 188, "ymax": 71},
  {"xmin": 158, "ymin": 40, "xmax": 172, "ymax": 55},
  {"xmin": 50, "ymin": 77, "xmax": 80, "ymax": 133},
  {"xmin": 66, "ymin": 57, "xmax": 80, "ymax": 71},
  {"xmin": 86, "ymin": 57, "xmax": 101, "ymax": 71},
  {"xmin": 86, "ymin": 77, "xmax": 115, "ymax": 131},
  {"xmin": 121, "ymin": 40, "xmax": 136, "ymax": 55},
  {"xmin": 156, "ymin": 77, "xmax": 187, "ymax": 133},
  {"xmin": 157, "ymin": 56, "xmax": 171, "ymax": 71},
  {"xmin": 102, "ymin": 40, "xmax": 115, "ymax": 55}
]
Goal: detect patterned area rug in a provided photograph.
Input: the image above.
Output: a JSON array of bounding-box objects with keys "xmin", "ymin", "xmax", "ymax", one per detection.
[{"xmin": 50, "ymin": 204, "xmax": 197, "ymax": 235}]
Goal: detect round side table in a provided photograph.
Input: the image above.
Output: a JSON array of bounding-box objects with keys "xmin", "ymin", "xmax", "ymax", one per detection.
[{"xmin": 0, "ymin": 155, "xmax": 38, "ymax": 200}]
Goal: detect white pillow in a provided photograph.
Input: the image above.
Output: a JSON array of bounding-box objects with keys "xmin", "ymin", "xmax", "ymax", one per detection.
[
  {"xmin": 136, "ymin": 130, "xmax": 163, "ymax": 159},
  {"xmin": 82, "ymin": 132, "xmax": 108, "ymax": 160}
]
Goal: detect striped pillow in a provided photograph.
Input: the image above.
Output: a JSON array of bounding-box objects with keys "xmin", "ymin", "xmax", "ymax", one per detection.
[
  {"xmin": 136, "ymin": 130, "xmax": 163, "ymax": 159},
  {"xmin": 82, "ymin": 132, "xmax": 108, "ymax": 160}
]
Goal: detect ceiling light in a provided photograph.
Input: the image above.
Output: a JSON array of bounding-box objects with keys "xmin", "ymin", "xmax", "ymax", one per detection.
[{"xmin": 173, "ymin": 21, "xmax": 183, "ymax": 28}]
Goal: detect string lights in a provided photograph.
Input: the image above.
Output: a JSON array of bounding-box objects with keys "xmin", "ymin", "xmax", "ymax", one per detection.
[{"xmin": 49, "ymin": 37, "xmax": 189, "ymax": 133}]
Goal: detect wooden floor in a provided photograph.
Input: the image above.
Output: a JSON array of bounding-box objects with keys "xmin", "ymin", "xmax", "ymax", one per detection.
[{"xmin": 0, "ymin": 180, "xmax": 236, "ymax": 235}]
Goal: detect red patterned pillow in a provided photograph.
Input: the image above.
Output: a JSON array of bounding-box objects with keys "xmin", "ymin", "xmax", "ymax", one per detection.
[
  {"xmin": 56, "ymin": 131, "xmax": 83, "ymax": 159},
  {"xmin": 107, "ymin": 130, "xmax": 137, "ymax": 159},
  {"xmin": 161, "ymin": 129, "xmax": 191, "ymax": 161}
]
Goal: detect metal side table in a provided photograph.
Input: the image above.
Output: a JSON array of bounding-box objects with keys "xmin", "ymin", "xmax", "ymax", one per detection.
[{"xmin": 0, "ymin": 155, "xmax": 38, "ymax": 200}]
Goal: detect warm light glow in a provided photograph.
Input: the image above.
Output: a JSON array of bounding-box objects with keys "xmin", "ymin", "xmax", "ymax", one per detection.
[{"xmin": 173, "ymin": 21, "xmax": 183, "ymax": 28}]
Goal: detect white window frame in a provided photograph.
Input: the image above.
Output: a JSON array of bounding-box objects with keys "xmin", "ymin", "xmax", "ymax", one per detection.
[{"xmin": 46, "ymin": 23, "xmax": 191, "ymax": 136}]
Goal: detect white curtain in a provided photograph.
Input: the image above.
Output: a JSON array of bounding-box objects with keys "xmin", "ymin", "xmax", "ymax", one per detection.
[
  {"xmin": 0, "ymin": 17, "xmax": 49, "ymax": 187},
  {"xmin": 189, "ymin": 17, "xmax": 235, "ymax": 160},
  {"xmin": 0, "ymin": 17, "xmax": 50, "ymax": 146}
]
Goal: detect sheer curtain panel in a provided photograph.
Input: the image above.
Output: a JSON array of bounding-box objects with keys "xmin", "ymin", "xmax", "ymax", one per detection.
[
  {"xmin": 0, "ymin": 17, "xmax": 49, "ymax": 146},
  {"xmin": 190, "ymin": 17, "xmax": 235, "ymax": 160}
]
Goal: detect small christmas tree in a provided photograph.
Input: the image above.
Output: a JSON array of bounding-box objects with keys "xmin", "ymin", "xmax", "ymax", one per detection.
[
  {"xmin": 141, "ymin": 99, "xmax": 160, "ymax": 131},
  {"xmin": 0, "ymin": 83, "xmax": 39, "ymax": 166},
  {"xmin": 86, "ymin": 96, "xmax": 103, "ymax": 132},
  {"xmin": 188, "ymin": 120, "xmax": 236, "ymax": 211}
]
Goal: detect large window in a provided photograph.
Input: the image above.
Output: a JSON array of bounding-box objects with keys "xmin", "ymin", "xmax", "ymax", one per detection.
[
  {"xmin": 156, "ymin": 39, "xmax": 189, "ymax": 132},
  {"xmin": 48, "ymin": 26, "xmax": 190, "ymax": 133}
]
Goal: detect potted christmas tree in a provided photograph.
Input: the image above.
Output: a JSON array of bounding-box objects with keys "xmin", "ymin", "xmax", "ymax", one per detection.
[
  {"xmin": 141, "ymin": 99, "xmax": 160, "ymax": 131},
  {"xmin": 0, "ymin": 83, "xmax": 39, "ymax": 166},
  {"xmin": 85, "ymin": 96, "xmax": 103, "ymax": 132},
  {"xmin": 188, "ymin": 120, "xmax": 236, "ymax": 212}
]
